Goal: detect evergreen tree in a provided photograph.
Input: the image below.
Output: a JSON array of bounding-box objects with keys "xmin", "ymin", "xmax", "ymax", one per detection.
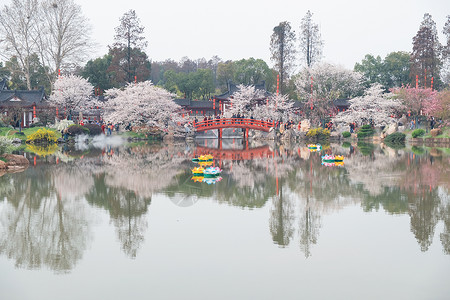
[
  {"xmin": 299, "ymin": 10, "xmax": 323, "ymax": 67},
  {"xmin": 108, "ymin": 10, "xmax": 150, "ymax": 85},
  {"xmin": 270, "ymin": 21, "xmax": 296, "ymax": 94},
  {"xmin": 442, "ymin": 15, "xmax": 450, "ymax": 86},
  {"xmin": 410, "ymin": 13, "xmax": 442, "ymax": 89},
  {"xmin": 81, "ymin": 54, "xmax": 114, "ymax": 92},
  {"xmin": 443, "ymin": 15, "xmax": 450, "ymax": 59}
]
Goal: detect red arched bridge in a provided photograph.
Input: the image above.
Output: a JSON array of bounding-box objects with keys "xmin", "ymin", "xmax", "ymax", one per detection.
[{"xmin": 194, "ymin": 118, "xmax": 275, "ymax": 139}]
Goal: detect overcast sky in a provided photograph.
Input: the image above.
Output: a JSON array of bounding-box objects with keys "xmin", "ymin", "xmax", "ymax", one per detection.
[{"xmin": 23, "ymin": 0, "xmax": 450, "ymax": 70}]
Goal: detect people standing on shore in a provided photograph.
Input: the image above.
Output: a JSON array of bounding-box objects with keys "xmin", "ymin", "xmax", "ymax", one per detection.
[{"xmin": 107, "ymin": 122, "xmax": 113, "ymax": 136}]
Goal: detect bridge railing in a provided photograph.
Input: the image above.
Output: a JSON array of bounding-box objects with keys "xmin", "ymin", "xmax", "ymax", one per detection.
[{"xmin": 194, "ymin": 118, "xmax": 275, "ymax": 131}]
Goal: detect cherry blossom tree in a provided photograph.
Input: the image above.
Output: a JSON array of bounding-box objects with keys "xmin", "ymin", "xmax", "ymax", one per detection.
[
  {"xmin": 225, "ymin": 84, "xmax": 265, "ymax": 118},
  {"xmin": 253, "ymin": 93, "xmax": 294, "ymax": 121},
  {"xmin": 225, "ymin": 84, "xmax": 295, "ymax": 121},
  {"xmin": 391, "ymin": 86, "xmax": 439, "ymax": 126},
  {"xmin": 48, "ymin": 74, "xmax": 94, "ymax": 119},
  {"xmin": 423, "ymin": 90, "xmax": 450, "ymax": 122},
  {"xmin": 104, "ymin": 81, "xmax": 182, "ymax": 128},
  {"xmin": 295, "ymin": 62, "xmax": 363, "ymax": 124},
  {"xmin": 332, "ymin": 84, "xmax": 404, "ymax": 129}
]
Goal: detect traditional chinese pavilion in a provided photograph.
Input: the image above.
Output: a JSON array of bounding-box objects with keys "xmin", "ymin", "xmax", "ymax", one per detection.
[{"xmin": 0, "ymin": 79, "xmax": 47, "ymax": 127}]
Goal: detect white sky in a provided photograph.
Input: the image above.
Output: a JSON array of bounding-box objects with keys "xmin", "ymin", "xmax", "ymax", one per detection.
[{"xmin": 3, "ymin": 0, "xmax": 450, "ymax": 70}]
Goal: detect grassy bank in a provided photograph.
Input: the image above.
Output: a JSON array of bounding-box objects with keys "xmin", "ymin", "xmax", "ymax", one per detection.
[{"xmin": 0, "ymin": 127, "xmax": 62, "ymax": 141}]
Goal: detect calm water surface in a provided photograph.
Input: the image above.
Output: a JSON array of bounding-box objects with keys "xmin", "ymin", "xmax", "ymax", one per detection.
[{"xmin": 0, "ymin": 139, "xmax": 449, "ymax": 300}]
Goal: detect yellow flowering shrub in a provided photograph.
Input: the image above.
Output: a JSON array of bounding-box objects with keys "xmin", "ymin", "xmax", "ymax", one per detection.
[
  {"xmin": 26, "ymin": 128, "xmax": 58, "ymax": 144},
  {"xmin": 306, "ymin": 128, "xmax": 330, "ymax": 139},
  {"xmin": 26, "ymin": 144, "xmax": 59, "ymax": 157}
]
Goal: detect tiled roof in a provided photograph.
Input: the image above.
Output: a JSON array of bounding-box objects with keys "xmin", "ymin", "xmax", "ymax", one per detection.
[
  {"xmin": 333, "ymin": 98, "xmax": 350, "ymax": 106},
  {"xmin": 174, "ymin": 98, "xmax": 191, "ymax": 106},
  {"xmin": 0, "ymin": 87, "xmax": 46, "ymax": 106},
  {"xmin": 0, "ymin": 79, "xmax": 6, "ymax": 91},
  {"xmin": 215, "ymin": 81, "xmax": 271, "ymax": 100}
]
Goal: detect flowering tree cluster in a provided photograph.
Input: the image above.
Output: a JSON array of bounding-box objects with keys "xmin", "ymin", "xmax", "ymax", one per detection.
[
  {"xmin": 391, "ymin": 86, "xmax": 450, "ymax": 124},
  {"xmin": 332, "ymin": 84, "xmax": 404, "ymax": 128},
  {"xmin": 48, "ymin": 75, "xmax": 95, "ymax": 118},
  {"xmin": 104, "ymin": 81, "xmax": 182, "ymax": 128},
  {"xmin": 391, "ymin": 86, "xmax": 437, "ymax": 116},
  {"xmin": 295, "ymin": 62, "xmax": 363, "ymax": 101},
  {"xmin": 253, "ymin": 93, "xmax": 294, "ymax": 122},
  {"xmin": 225, "ymin": 84, "xmax": 265, "ymax": 117},
  {"xmin": 295, "ymin": 62, "xmax": 363, "ymax": 123},
  {"xmin": 225, "ymin": 84, "xmax": 295, "ymax": 121},
  {"xmin": 432, "ymin": 90, "xmax": 450, "ymax": 121}
]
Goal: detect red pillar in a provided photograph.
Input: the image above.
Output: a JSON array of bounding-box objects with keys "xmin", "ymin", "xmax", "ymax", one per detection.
[
  {"xmin": 218, "ymin": 128, "xmax": 222, "ymax": 139},
  {"xmin": 277, "ymin": 74, "xmax": 279, "ymax": 95},
  {"xmin": 424, "ymin": 69, "xmax": 427, "ymax": 88},
  {"xmin": 244, "ymin": 128, "xmax": 249, "ymax": 140}
]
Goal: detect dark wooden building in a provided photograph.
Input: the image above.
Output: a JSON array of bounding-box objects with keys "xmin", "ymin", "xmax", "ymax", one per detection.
[{"xmin": 0, "ymin": 79, "xmax": 48, "ymax": 127}]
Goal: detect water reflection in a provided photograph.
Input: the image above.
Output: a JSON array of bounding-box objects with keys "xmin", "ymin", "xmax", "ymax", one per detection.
[
  {"xmin": 0, "ymin": 167, "xmax": 91, "ymax": 273},
  {"xmin": 0, "ymin": 140, "xmax": 449, "ymax": 272}
]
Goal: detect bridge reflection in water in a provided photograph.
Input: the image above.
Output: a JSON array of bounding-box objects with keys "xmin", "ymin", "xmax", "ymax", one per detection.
[
  {"xmin": 194, "ymin": 118, "xmax": 275, "ymax": 139},
  {"xmin": 193, "ymin": 141, "xmax": 282, "ymax": 195},
  {"xmin": 193, "ymin": 144, "xmax": 274, "ymax": 161}
]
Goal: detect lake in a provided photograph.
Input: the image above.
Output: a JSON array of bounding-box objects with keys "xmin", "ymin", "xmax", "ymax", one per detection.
[{"xmin": 1, "ymin": 139, "xmax": 449, "ymax": 300}]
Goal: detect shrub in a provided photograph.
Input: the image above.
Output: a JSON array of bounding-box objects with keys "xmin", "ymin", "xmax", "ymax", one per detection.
[
  {"xmin": 83, "ymin": 123, "xmax": 102, "ymax": 135},
  {"xmin": 30, "ymin": 122, "xmax": 44, "ymax": 128},
  {"xmin": 306, "ymin": 127, "xmax": 330, "ymax": 140},
  {"xmin": 357, "ymin": 141, "xmax": 375, "ymax": 155},
  {"xmin": 357, "ymin": 125, "xmax": 375, "ymax": 139},
  {"xmin": 411, "ymin": 129, "xmax": 425, "ymax": 138},
  {"xmin": 52, "ymin": 119, "xmax": 75, "ymax": 131},
  {"xmin": 411, "ymin": 146, "xmax": 425, "ymax": 155},
  {"xmin": 342, "ymin": 131, "xmax": 351, "ymax": 138},
  {"xmin": 26, "ymin": 128, "xmax": 58, "ymax": 144},
  {"xmin": 67, "ymin": 124, "xmax": 90, "ymax": 136},
  {"xmin": 26, "ymin": 144, "xmax": 59, "ymax": 157},
  {"xmin": 384, "ymin": 132, "xmax": 406, "ymax": 143},
  {"xmin": 0, "ymin": 137, "xmax": 13, "ymax": 154},
  {"xmin": 384, "ymin": 140, "xmax": 405, "ymax": 149},
  {"xmin": 0, "ymin": 137, "xmax": 12, "ymax": 148},
  {"xmin": 430, "ymin": 128, "xmax": 442, "ymax": 137},
  {"xmin": 342, "ymin": 141, "xmax": 351, "ymax": 148}
]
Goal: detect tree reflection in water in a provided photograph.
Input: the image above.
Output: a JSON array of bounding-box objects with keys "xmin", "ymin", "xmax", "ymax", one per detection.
[
  {"xmin": 0, "ymin": 142, "xmax": 194, "ymax": 270},
  {"xmin": 163, "ymin": 141, "xmax": 450, "ymax": 258},
  {"xmin": 0, "ymin": 167, "xmax": 91, "ymax": 273},
  {"xmin": 84, "ymin": 143, "xmax": 189, "ymax": 258},
  {"xmin": 0, "ymin": 141, "xmax": 449, "ymax": 270}
]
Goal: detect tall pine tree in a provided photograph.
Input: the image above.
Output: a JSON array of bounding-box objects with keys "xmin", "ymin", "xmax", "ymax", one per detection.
[
  {"xmin": 270, "ymin": 21, "xmax": 296, "ymax": 94},
  {"xmin": 299, "ymin": 10, "xmax": 323, "ymax": 68},
  {"xmin": 108, "ymin": 10, "xmax": 150, "ymax": 85},
  {"xmin": 410, "ymin": 13, "xmax": 442, "ymax": 89}
]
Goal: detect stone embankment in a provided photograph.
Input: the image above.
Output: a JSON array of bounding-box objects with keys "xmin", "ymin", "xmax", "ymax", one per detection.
[
  {"xmin": 409, "ymin": 137, "xmax": 450, "ymax": 146},
  {"xmin": 0, "ymin": 154, "xmax": 30, "ymax": 172}
]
